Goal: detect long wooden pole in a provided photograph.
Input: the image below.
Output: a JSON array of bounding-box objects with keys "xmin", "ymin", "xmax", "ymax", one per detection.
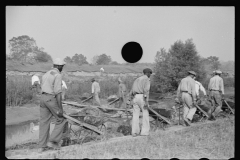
[{"xmin": 223, "ymin": 100, "xmax": 234, "ymax": 115}]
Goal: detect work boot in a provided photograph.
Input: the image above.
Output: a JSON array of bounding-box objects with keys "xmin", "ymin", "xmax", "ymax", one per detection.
[
  {"xmin": 213, "ymin": 106, "xmax": 223, "ymax": 117},
  {"xmin": 47, "ymin": 142, "xmax": 60, "ymax": 150}
]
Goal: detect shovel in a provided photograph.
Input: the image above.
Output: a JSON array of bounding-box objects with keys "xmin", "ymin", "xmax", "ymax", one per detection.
[
  {"xmin": 108, "ymin": 98, "xmax": 120, "ymax": 105},
  {"xmin": 81, "ymin": 95, "xmax": 93, "ymax": 103}
]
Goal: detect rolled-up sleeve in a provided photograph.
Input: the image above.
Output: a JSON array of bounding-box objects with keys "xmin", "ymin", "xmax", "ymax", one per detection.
[
  {"xmin": 199, "ymin": 84, "xmax": 206, "ymax": 95},
  {"xmin": 54, "ymin": 74, "xmax": 62, "ymax": 95}
]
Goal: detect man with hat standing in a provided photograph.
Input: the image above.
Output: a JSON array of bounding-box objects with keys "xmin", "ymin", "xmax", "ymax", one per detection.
[
  {"xmin": 91, "ymin": 78, "xmax": 101, "ymax": 106},
  {"xmin": 128, "ymin": 68, "xmax": 152, "ymax": 136},
  {"xmin": 176, "ymin": 71, "xmax": 197, "ymax": 126},
  {"xmin": 38, "ymin": 58, "xmax": 69, "ymax": 152},
  {"xmin": 208, "ymin": 70, "xmax": 224, "ymax": 119}
]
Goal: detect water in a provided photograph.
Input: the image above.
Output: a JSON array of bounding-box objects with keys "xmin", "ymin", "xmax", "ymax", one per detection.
[{"xmin": 6, "ymin": 120, "xmax": 55, "ymax": 149}]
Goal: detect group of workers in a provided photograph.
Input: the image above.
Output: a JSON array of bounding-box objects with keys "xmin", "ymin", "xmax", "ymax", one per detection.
[
  {"xmin": 176, "ymin": 70, "xmax": 225, "ymax": 126},
  {"xmin": 34, "ymin": 57, "xmax": 225, "ymax": 152}
]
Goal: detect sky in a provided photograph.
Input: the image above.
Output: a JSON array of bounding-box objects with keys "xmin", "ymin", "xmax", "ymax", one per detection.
[{"xmin": 6, "ymin": 6, "xmax": 235, "ymax": 63}]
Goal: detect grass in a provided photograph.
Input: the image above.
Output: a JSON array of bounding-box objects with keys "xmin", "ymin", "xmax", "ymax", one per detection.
[{"xmin": 8, "ymin": 117, "xmax": 234, "ymax": 159}]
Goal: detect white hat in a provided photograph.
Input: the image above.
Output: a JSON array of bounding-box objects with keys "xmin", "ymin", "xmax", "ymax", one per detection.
[
  {"xmin": 53, "ymin": 58, "xmax": 65, "ymax": 65},
  {"xmin": 216, "ymin": 70, "xmax": 222, "ymax": 74}
]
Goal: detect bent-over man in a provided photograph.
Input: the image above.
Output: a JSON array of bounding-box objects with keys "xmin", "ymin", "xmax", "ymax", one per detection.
[
  {"xmin": 208, "ymin": 70, "xmax": 224, "ymax": 119},
  {"xmin": 177, "ymin": 71, "xmax": 197, "ymax": 126},
  {"xmin": 193, "ymin": 75, "xmax": 207, "ymax": 100},
  {"xmin": 38, "ymin": 58, "xmax": 69, "ymax": 152},
  {"xmin": 128, "ymin": 68, "xmax": 152, "ymax": 137},
  {"xmin": 31, "ymin": 73, "xmax": 42, "ymax": 94}
]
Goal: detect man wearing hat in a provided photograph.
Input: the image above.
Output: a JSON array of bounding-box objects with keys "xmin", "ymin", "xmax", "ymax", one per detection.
[
  {"xmin": 38, "ymin": 58, "xmax": 69, "ymax": 152},
  {"xmin": 128, "ymin": 68, "xmax": 152, "ymax": 136},
  {"xmin": 176, "ymin": 71, "xmax": 197, "ymax": 126},
  {"xmin": 208, "ymin": 70, "xmax": 225, "ymax": 119},
  {"xmin": 91, "ymin": 78, "xmax": 101, "ymax": 106},
  {"xmin": 117, "ymin": 77, "xmax": 127, "ymax": 108}
]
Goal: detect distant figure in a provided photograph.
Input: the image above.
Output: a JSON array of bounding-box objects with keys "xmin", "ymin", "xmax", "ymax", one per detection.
[
  {"xmin": 176, "ymin": 71, "xmax": 197, "ymax": 126},
  {"xmin": 31, "ymin": 74, "xmax": 41, "ymax": 94},
  {"xmin": 30, "ymin": 122, "xmax": 39, "ymax": 133},
  {"xmin": 100, "ymin": 67, "xmax": 104, "ymax": 72},
  {"xmin": 91, "ymin": 78, "xmax": 101, "ymax": 106},
  {"xmin": 62, "ymin": 80, "xmax": 67, "ymax": 100},
  {"xmin": 118, "ymin": 77, "xmax": 127, "ymax": 108},
  {"xmin": 208, "ymin": 70, "xmax": 225, "ymax": 119}
]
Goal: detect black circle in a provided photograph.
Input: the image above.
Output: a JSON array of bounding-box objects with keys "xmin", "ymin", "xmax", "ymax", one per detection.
[{"xmin": 121, "ymin": 41, "xmax": 143, "ymax": 63}]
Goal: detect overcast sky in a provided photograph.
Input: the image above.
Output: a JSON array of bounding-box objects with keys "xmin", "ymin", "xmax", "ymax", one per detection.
[{"xmin": 6, "ymin": 6, "xmax": 235, "ymax": 63}]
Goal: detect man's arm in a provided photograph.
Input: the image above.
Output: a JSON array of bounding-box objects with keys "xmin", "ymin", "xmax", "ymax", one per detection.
[
  {"xmin": 220, "ymin": 78, "xmax": 224, "ymax": 95},
  {"xmin": 177, "ymin": 81, "xmax": 181, "ymax": 99},
  {"xmin": 191, "ymin": 79, "xmax": 197, "ymax": 103},
  {"xmin": 199, "ymin": 83, "xmax": 207, "ymax": 96},
  {"xmin": 54, "ymin": 74, "xmax": 63, "ymax": 116},
  {"xmin": 143, "ymin": 78, "xmax": 151, "ymax": 105},
  {"xmin": 91, "ymin": 83, "xmax": 94, "ymax": 95}
]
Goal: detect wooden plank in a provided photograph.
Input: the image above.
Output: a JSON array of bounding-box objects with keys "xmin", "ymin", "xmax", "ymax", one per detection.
[
  {"xmin": 63, "ymin": 113, "xmax": 104, "ymax": 135},
  {"xmin": 147, "ymin": 106, "xmax": 172, "ymax": 125},
  {"xmin": 108, "ymin": 98, "xmax": 120, "ymax": 105},
  {"xmin": 223, "ymin": 100, "xmax": 234, "ymax": 115},
  {"xmin": 62, "ymin": 101, "xmax": 133, "ymax": 112},
  {"xmin": 194, "ymin": 104, "xmax": 209, "ymax": 118}
]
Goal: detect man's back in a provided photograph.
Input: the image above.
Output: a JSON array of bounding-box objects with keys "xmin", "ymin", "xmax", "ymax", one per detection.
[
  {"xmin": 208, "ymin": 75, "xmax": 224, "ymax": 93},
  {"xmin": 92, "ymin": 81, "xmax": 100, "ymax": 93}
]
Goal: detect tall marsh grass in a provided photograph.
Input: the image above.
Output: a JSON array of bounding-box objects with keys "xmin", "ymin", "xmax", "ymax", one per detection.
[{"xmin": 6, "ymin": 75, "xmax": 137, "ymax": 107}]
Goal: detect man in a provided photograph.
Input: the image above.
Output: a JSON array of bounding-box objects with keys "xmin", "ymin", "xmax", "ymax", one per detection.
[
  {"xmin": 62, "ymin": 80, "xmax": 67, "ymax": 100},
  {"xmin": 128, "ymin": 68, "xmax": 152, "ymax": 137},
  {"xmin": 31, "ymin": 73, "xmax": 42, "ymax": 94},
  {"xmin": 208, "ymin": 70, "xmax": 224, "ymax": 119},
  {"xmin": 176, "ymin": 71, "xmax": 197, "ymax": 126},
  {"xmin": 38, "ymin": 58, "xmax": 69, "ymax": 152},
  {"xmin": 91, "ymin": 78, "xmax": 101, "ymax": 106},
  {"xmin": 193, "ymin": 75, "xmax": 207, "ymax": 101},
  {"xmin": 118, "ymin": 77, "xmax": 127, "ymax": 108}
]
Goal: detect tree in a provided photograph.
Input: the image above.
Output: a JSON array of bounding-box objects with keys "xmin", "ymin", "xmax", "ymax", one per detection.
[
  {"xmin": 96, "ymin": 54, "xmax": 112, "ymax": 65},
  {"xmin": 153, "ymin": 39, "xmax": 207, "ymax": 93},
  {"xmin": 206, "ymin": 56, "xmax": 221, "ymax": 70},
  {"xmin": 71, "ymin": 53, "xmax": 88, "ymax": 65},
  {"xmin": 110, "ymin": 61, "xmax": 119, "ymax": 65},
  {"xmin": 64, "ymin": 56, "xmax": 72, "ymax": 64},
  {"xmin": 91, "ymin": 55, "xmax": 99, "ymax": 65},
  {"xmin": 8, "ymin": 35, "xmax": 52, "ymax": 63}
]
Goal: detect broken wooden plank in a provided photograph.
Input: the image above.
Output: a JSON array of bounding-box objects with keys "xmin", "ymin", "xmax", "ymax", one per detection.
[
  {"xmin": 62, "ymin": 101, "xmax": 133, "ymax": 112},
  {"xmin": 194, "ymin": 104, "xmax": 209, "ymax": 118},
  {"xmin": 147, "ymin": 106, "xmax": 172, "ymax": 125},
  {"xmin": 63, "ymin": 113, "xmax": 104, "ymax": 135},
  {"xmin": 223, "ymin": 100, "xmax": 234, "ymax": 115}
]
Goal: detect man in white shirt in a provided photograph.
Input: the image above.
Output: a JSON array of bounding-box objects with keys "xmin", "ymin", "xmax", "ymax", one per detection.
[
  {"xmin": 91, "ymin": 78, "xmax": 101, "ymax": 106},
  {"xmin": 193, "ymin": 76, "xmax": 207, "ymax": 100},
  {"xmin": 31, "ymin": 73, "xmax": 41, "ymax": 94},
  {"xmin": 62, "ymin": 80, "xmax": 67, "ymax": 100},
  {"xmin": 100, "ymin": 67, "xmax": 104, "ymax": 72}
]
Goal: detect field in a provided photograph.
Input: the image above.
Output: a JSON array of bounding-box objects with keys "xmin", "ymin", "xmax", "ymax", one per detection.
[{"xmin": 7, "ymin": 116, "xmax": 234, "ymax": 159}]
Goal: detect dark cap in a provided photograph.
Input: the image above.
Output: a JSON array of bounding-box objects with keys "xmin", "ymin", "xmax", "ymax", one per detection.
[
  {"xmin": 143, "ymin": 68, "xmax": 153, "ymax": 74},
  {"xmin": 188, "ymin": 71, "xmax": 196, "ymax": 76},
  {"xmin": 91, "ymin": 78, "xmax": 95, "ymax": 82}
]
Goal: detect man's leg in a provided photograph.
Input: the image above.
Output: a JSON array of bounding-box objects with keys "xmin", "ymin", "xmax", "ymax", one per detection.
[
  {"xmin": 182, "ymin": 93, "xmax": 191, "ymax": 126},
  {"xmin": 46, "ymin": 97, "xmax": 68, "ymax": 146},
  {"xmin": 212, "ymin": 91, "xmax": 222, "ymax": 116},
  {"xmin": 185, "ymin": 94, "xmax": 196, "ymax": 121},
  {"xmin": 118, "ymin": 97, "xmax": 123, "ymax": 108},
  {"xmin": 140, "ymin": 97, "xmax": 150, "ymax": 136},
  {"xmin": 39, "ymin": 98, "xmax": 53, "ymax": 148},
  {"xmin": 132, "ymin": 96, "xmax": 140, "ymax": 136},
  {"xmin": 95, "ymin": 93, "xmax": 101, "ymax": 106}
]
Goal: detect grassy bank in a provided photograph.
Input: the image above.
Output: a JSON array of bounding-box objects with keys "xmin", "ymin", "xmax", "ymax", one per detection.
[{"xmin": 8, "ymin": 117, "xmax": 234, "ymax": 159}]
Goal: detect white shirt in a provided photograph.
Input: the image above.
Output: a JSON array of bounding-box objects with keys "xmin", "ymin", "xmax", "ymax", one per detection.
[
  {"xmin": 62, "ymin": 80, "xmax": 67, "ymax": 89},
  {"xmin": 100, "ymin": 68, "xmax": 104, "ymax": 72},
  {"xmin": 195, "ymin": 81, "xmax": 206, "ymax": 96},
  {"xmin": 92, "ymin": 81, "xmax": 100, "ymax": 94},
  {"xmin": 32, "ymin": 75, "xmax": 40, "ymax": 85}
]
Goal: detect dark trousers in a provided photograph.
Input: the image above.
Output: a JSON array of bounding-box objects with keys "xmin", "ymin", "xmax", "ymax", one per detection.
[{"xmin": 39, "ymin": 94, "xmax": 68, "ymax": 148}]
